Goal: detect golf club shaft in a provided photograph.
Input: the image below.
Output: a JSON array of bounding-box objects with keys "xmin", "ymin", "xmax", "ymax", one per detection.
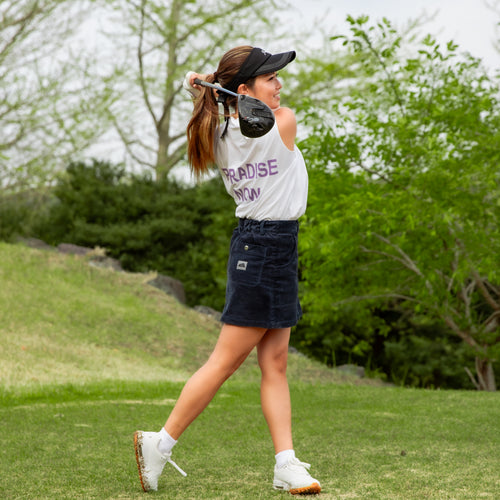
[{"xmin": 193, "ymin": 78, "xmax": 239, "ymax": 97}]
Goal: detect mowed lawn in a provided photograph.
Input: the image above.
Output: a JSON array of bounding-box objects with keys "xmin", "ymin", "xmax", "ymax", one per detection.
[
  {"xmin": 0, "ymin": 243, "xmax": 499, "ymax": 499},
  {"xmin": 1, "ymin": 382, "xmax": 499, "ymax": 499}
]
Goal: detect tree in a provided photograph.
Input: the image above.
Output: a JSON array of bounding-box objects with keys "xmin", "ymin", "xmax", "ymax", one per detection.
[
  {"xmin": 299, "ymin": 17, "xmax": 500, "ymax": 390},
  {"xmin": 0, "ymin": 0, "xmax": 116, "ymax": 190},
  {"xmin": 98, "ymin": 0, "xmax": 287, "ymax": 180}
]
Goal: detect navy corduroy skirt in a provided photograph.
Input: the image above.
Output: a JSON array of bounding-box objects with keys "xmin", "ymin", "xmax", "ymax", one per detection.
[{"xmin": 220, "ymin": 218, "xmax": 302, "ymax": 329}]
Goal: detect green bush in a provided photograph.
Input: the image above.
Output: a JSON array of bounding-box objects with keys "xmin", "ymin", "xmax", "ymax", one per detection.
[
  {"xmin": 293, "ymin": 303, "xmax": 475, "ymax": 389},
  {"xmin": 34, "ymin": 159, "xmax": 235, "ymax": 308},
  {"xmin": 0, "ymin": 194, "xmax": 28, "ymax": 241},
  {"xmin": 0, "ymin": 190, "xmax": 50, "ymax": 242}
]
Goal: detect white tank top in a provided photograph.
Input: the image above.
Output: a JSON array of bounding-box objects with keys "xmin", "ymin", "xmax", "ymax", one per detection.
[{"xmin": 214, "ymin": 116, "xmax": 308, "ymax": 220}]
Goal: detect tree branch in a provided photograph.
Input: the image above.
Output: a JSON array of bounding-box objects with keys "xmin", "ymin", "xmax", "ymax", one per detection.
[
  {"xmin": 483, "ymin": 310, "xmax": 500, "ymax": 332},
  {"xmin": 472, "ymin": 269, "xmax": 500, "ymax": 312},
  {"xmin": 111, "ymin": 114, "xmax": 155, "ymax": 168},
  {"xmin": 370, "ymin": 233, "xmax": 435, "ymax": 297},
  {"xmin": 137, "ymin": 0, "xmax": 158, "ymax": 128},
  {"xmin": 333, "ymin": 292, "xmax": 424, "ymax": 306},
  {"xmin": 0, "ymin": 3, "xmax": 41, "ymax": 60},
  {"xmin": 443, "ymin": 315, "xmax": 478, "ymax": 349},
  {"xmin": 458, "ymin": 279, "xmax": 475, "ymax": 323},
  {"xmin": 358, "ymin": 26, "xmax": 406, "ymax": 115},
  {"xmin": 464, "ymin": 366, "xmax": 481, "ymax": 390}
]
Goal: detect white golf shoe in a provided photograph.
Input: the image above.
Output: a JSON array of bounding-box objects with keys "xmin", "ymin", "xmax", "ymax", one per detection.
[
  {"xmin": 134, "ymin": 430, "xmax": 187, "ymax": 492},
  {"xmin": 273, "ymin": 457, "xmax": 321, "ymax": 495}
]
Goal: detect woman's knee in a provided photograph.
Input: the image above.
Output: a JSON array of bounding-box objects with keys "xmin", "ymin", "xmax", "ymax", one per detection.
[
  {"xmin": 259, "ymin": 348, "xmax": 288, "ymax": 376},
  {"xmin": 206, "ymin": 351, "xmax": 247, "ymax": 380}
]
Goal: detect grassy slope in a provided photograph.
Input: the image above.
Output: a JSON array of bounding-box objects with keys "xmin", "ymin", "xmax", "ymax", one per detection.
[{"xmin": 0, "ymin": 241, "xmax": 362, "ymax": 393}]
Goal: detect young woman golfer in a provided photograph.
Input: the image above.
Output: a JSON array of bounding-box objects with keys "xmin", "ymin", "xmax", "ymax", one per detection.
[{"xmin": 134, "ymin": 45, "xmax": 321, "ymax": 495}]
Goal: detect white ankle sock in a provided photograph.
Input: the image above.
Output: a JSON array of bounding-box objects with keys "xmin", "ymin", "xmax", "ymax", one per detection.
[
  {"xmin": 275, "ymin": 449, "xmax": 295, "ymax": 468},
  {"xmin": 158, "ymin": 427, "xmax": 177, "ymax": 455}
]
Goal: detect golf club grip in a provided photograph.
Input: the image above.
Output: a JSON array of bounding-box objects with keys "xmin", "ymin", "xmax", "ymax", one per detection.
[
  {"xmin": 193, "ymin": 78, "xmax": 238, "ymax": 97},
  {"xmin": 193, "ymin": 78, "xmax": 206, "ymax": 86}
]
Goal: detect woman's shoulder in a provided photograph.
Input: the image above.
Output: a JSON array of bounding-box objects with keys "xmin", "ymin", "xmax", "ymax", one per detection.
[
  {"xmin": 274, "ymin": 106, "xmax": 296, "ymax": 123},
  {"xmin": 274, "ymin": 107, "xmax": 297, "ymax": 151}
]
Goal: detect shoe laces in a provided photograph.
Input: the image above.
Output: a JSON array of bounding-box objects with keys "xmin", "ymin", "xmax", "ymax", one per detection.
[
  {"xmin": 284, "ymin": 457, "xmax": 311, "ymax": 471},
  {"xmin": 167, "ymin": 457, "xmax": 187, "ymax": 477},
  {"xmin": 157, "ymin": 442, "xmax": 187, "ymax": 477}
]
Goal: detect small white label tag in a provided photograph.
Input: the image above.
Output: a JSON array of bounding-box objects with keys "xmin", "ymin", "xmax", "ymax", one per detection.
[{"xmin": 236, "ymin": 260, "xmax": 248, "ymax": 271}]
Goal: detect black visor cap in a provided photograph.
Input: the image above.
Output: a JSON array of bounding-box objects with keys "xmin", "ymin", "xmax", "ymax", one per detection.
[{"xmin": 226, "ymin": 47, "xmax": 296, "ymax": 93}]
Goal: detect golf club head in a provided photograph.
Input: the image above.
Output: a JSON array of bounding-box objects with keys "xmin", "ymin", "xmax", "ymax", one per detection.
[{"xmin": 237, "ymin": 95, "xmax": 275, "ymax": 138}]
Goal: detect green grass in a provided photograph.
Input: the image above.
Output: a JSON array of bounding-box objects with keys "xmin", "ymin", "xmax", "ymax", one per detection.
[
  {"xmin": 0, "ymin": 242, "xmax": 347, "ymax": 390},
  {"xmin": 1, "ymin": 242, "xmax": 499, "ymax": 499}
]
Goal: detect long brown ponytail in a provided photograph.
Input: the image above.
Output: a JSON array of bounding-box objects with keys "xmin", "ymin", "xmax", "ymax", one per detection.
[{"xmin": 187, "ymin": 45, "xmax": 254, "ymax": 178}]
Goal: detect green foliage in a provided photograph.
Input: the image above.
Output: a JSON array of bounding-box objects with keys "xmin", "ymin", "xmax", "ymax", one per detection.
[
  {"xmin": 298, "ymin": 16, "xmax": 500, "ymax": 390},
  {"xmin": 0, "ymin": 189, "xmax": 53, "ymax": 242},
  {"xmin": 34, "ymin": 160, "xmax": 235, "ymax": 308},
  {"xmin": 0, "ymin": 193, "xmax": 31, "ymax": 241}
]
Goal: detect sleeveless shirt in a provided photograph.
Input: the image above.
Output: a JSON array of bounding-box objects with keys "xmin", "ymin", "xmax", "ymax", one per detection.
[{"xmin": 214, "ymin": 116, "xmax": 308, "ymax": 220}]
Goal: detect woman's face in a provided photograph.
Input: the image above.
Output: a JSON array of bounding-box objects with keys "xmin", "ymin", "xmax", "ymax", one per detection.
[{"xmin": 242, "ymin": 72, "xmax": 282, "ymax": 111}]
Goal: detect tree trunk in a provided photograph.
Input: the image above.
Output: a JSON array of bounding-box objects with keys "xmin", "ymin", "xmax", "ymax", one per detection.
[{"xmin": 475, "ymin": 357, "xmax": 497, "ymax": 391}]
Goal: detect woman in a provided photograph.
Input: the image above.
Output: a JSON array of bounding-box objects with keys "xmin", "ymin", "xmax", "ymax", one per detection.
[{"xmin": 134, "ymin": 46, "xmax": 321, "ymax": 495}]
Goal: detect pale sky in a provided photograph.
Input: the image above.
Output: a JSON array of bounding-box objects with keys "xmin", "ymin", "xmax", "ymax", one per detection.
[{"xmin": 286, "ymin": 0, "xmax": 498, "ymax": 70}]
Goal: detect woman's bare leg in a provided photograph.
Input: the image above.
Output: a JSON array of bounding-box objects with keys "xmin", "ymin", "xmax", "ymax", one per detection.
[
  {"xmin": 257, "ymin": 327, "xmax": 293, "ymax": 454},
  {"xmin": 164, "ymin": 324, "xmax": 267, "ymax": 439}
]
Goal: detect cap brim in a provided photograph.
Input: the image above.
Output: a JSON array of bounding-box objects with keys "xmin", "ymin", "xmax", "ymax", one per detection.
[{"xmin": 254, "ymin": 51, "xmax": 296, "ymax": 76}]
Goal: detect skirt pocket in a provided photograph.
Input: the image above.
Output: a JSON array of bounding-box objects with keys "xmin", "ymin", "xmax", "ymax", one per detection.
[{"xmin": 227, "ymin": 239, "xmax": 267, "ymax": 287}]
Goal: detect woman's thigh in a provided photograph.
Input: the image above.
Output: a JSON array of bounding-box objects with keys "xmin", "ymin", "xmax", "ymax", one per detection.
[{"xmin": 207, "ymin": 323, "xmax": 268, "ymax": 373}]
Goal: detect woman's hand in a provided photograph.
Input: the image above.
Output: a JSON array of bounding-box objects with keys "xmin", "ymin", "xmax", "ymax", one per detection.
[
  {"xmin": 183, "ymin": 71, "xmax": 208, "ymax": 98},
  {"xmin": 189, "ymin": 72, "xmax": 208, "ymax": 89}
]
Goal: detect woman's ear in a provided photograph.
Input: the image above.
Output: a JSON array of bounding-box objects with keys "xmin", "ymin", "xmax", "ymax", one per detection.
[{"xmin": 237, "ymin": 83, "xmax": 249, "ymax": 95}]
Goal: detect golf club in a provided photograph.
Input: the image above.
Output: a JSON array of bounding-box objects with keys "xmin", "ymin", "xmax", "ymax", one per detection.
[{"xmin": 193, "ymin": 78, "xmax": 275, "ymax": 138}]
